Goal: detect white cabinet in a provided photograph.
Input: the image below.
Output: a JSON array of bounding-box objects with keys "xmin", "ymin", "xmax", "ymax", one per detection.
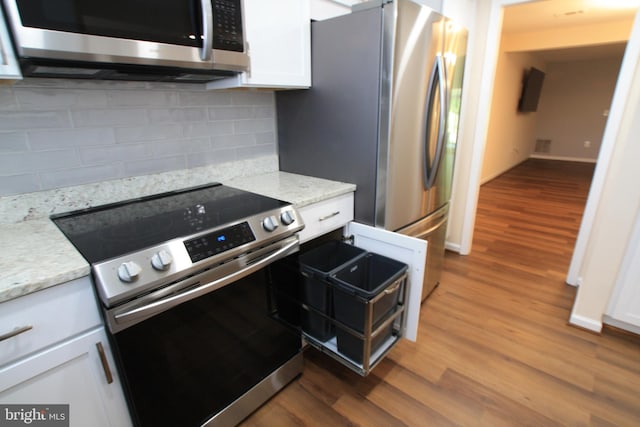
[
  {"xmin": 297, "ymin": 192, "xmax": 354, "ymax": 243},
  {"xmin": 0, "ymin": 278, "xmax": 131, "ymax": 427},
  {"xmin": 0, "ymin": 328, "xmax": 132, "ymax": 427},
  {"xmin": 207, "ymin": 0, "xmax": 311, "ymax": 89},
  {"xmin": 0, "ymin": 5, "xmax": 22, "ymax": 80},
  {"xmin": 310, "ymin": 0, "xmax": 352, "ymax": 21}
]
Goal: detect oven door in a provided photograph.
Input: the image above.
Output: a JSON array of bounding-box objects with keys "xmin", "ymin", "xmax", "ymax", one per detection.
[
  {"xmin": 2, "ymin": 0, "xmax": 248, "ymax": 71},
  {"xmin": 105, "ymin": 238, "xmax": 302, "ymax": 427}
]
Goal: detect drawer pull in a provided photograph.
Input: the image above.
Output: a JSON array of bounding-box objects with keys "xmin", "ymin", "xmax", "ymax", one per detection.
[
  {"xmin": 318, "ymin": 211, "xmax": 340, "ymax": 222},
  {"xmin": 384, "ymin": 282, "xmax": 401, "ymax": 295},
  {"xmin": 96, "ymin": 342, "xmax": 114, "ymax": 384},
  {"xmin": 0, "ymin": 325, "xmax": 33, "ymax": 342}
]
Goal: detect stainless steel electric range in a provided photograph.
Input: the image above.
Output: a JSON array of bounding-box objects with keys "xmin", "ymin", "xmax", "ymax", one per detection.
[{"xmin": 51, "ymin": 183, "xmax": 305, "ymax": 427}]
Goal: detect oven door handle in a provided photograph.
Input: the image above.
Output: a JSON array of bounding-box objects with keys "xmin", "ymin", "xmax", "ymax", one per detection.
[{"xmin": 111, "ymin": 238, "xmax": 299, "ymax": 332}]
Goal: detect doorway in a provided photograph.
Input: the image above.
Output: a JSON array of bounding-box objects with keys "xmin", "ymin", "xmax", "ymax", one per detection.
[{"xmin": 455, "ymin": 0, "xmax": 639, "ymax": 289}]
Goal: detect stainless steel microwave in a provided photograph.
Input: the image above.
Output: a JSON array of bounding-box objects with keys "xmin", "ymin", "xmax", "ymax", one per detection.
[{"xmin": 1, "ymin": 0, "xmax": 250, "ymax": 82}]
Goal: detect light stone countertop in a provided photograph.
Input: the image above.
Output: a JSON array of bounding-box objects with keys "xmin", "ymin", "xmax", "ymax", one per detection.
[
  {"xmin": 0, "ymin": 164, "xmax": 355, "ymax": 304},
  {"xmin": 227, "ymin": 171, "xmax": 356, "ymax": 208},
  {"xmin": 0, "ymin": 220, "xmax": 91, "ymax": 303}
]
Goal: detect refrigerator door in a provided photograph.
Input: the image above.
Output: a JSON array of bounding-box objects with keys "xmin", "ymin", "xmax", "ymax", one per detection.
[
  {"xmin": 397, "ymin": 203, "xmax": 448, "ymax": 301},
  {"xmin": 428, "ymin": 20, "xmax": 469, "ymax": 212},
  {"xmin": 379, "ymin": 0, "xmax": 445, "ymax": 231}
]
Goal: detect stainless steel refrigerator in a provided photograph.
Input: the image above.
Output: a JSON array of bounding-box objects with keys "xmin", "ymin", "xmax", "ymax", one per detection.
[{"xmin": 276, "ymin": 0, "xmax": 468, "ymax": 301}]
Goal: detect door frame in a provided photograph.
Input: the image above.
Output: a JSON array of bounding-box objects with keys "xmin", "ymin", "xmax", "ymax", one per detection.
[{"xmin": 457, "ymin": 0, "xmax": 640, "ymax": 287}]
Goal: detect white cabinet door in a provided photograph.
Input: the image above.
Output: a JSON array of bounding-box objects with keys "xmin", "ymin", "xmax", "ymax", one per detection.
[
  {"xmin": 345, "ymin": 222, "xmax": 427, "ymax": 342},
  {"xmin": 0, "ymin": 6, "xmax": 22, "ymax": 80},
  {"xmin": 207, "ymin": 0, "xmax": 310, "ymax": 89},
  {"xmin": 0, "ymin": 328, "xmax": 132, "ymax": 427}
]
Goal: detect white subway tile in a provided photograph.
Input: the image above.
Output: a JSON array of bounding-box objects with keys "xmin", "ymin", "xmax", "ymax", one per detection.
[
  {"xmin": 152, "ymin": 138, "xmax": 211, "ymax": 156},
  {"xmin": 237, "ymin": 144, "xmax": 277, "ymax": 159},
  {"xmin": 231, "ymin": 91, "xmax": 274, "ymax": 106},
  {"xmin": 183, "ymin": 121, "xmax": 234, "ymax": 138},
  {"xmin": 255, "ymin": 131, "xmax": 276, "ymax": 145},
  {"xmin": 253, "ymin": 106, "xmax": 275, "ymax": 118},
  {"xmin": 0, "ymin": 89, "xmax": 18, "ymax": 111},
  {"xmin": 0, "ymin": 174, "xmax": 40, "ymax": 196},
  {"xmin": 0, "ymin": 150, "xmax": 80, "ymax": 175},
  {"xmin": 0, "ymin": 111, "xmax": 71, "ymax": 130},
  {"xmin": 187, "ymin": 148, "xmax": 236, "ymax": 168},
  {"xmin": 148, "ymin": 107, "xmax": 207, "ymax": 123},
  {"xmin": 114, "ymin": 124, "xmax": 183, "ymax": 143},
  {"xmin": 15, "ymin": 88, "xmax": 108, "ymax": 109},
  {"xmin": 212, "ymin": 134, "xmax": 255, "ymax": 149},
  {"xmin": 106, "ymin": 90, "xmax": 179, "ymax": 107},
  {"xmin": 80, "ymin": 144, "xmax": 151, "ymax": 166},
  {"xmin": 209, "ymin": 106, "xmax": 253, "ymax": 120},
  {"xmin": 2, "ymin": 80, "xmax": 277, "ymax": 195},
  {"xmin": 71, "ymin": 109, "xmax": 149, "ymax": 127},
  {"xmin": 28, "ymin": 128, "xmax": 116, "ymax": 150},
  {"xmin": 179, "ymin": 91, "xmax": 232, "ymax": 107},
  {"xmin": 0, "ymin": 132, "xmax": 29, "ymax": 152},
  {"xmin": 40, "ymin": 164, "xmax": 123, "ymax": 190},
  {"xmin": 234, "ymin": 118, "xmax": 275, "ymax": 134},
  {"xmin": 125, "ymin": 156, "xmax": 187, "ymax": 176}
]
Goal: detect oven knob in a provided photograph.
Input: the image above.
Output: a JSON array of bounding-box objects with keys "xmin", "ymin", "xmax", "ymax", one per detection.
[
  {"xmin": 262, "ymin": 215, "xmax": 278, "ymax": 232},
  {"xmin": 151, "ymin": 250, "xmax": 173, "ymax": 271},
  {"xmin": 118, "ymin": 261, "xmax": 142, "ymax": 283},
  {"xmin": 280, "ymin": 210, "xmax": 295, "ymax": 226}
]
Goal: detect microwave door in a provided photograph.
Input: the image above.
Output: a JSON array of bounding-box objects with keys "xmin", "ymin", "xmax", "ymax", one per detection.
[{"xmin": 2, "ymin": 0, "xmax": 248, "ymax": 72}]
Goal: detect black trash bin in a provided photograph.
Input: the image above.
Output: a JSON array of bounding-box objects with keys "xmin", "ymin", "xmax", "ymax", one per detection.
[
  {"xmin": 298, "ymin": 241, "xmax": 367, "ymax": 341},
  {"xmin": 330, "ymin": 253, "xmax": 408, "ymax": 363}
]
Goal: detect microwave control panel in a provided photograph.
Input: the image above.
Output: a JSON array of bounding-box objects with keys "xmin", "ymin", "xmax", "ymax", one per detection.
[{"xmin": 212, "ymin": 0, "xmax": 244, "ymax": 52}]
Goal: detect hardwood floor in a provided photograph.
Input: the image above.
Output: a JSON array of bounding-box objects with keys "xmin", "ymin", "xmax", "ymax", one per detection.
[{"xmin": 241, "ymin": 159, "xmax": 640, "ymax": 426}]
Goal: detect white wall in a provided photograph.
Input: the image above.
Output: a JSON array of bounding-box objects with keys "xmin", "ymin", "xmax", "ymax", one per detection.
[
  {"xmin": 481, "ymin": 50, "xmax": 545, "ymax": 183},
  {"xmin": 446, "ymin": 0, "xmax": 496, "ymax": 253},
  {"xmin": 533, "ymin": 57, "xmax": 622, "ymax": 161},
  {"xmin": 570, "ymin": 36, "xmax": 640, "ymax": 331}
]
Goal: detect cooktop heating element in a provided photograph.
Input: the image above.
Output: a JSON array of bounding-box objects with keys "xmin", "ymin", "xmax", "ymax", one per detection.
[{"xmin": 51, "ymin": 183, "xmax": 303, "ymax": 308}]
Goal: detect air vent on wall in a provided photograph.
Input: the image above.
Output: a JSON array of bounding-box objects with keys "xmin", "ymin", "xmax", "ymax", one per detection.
[{"xmin": 535, "ymin": 139, "xmax": 551, "ymax": 153}]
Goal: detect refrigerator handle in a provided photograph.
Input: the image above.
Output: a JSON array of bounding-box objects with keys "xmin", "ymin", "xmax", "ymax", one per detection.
[
  {"xmin": 413, "ymin": 210, "xmax": 448, "ymax": 240},
  {"xmin": 423, "ymin": 55, "xmax": 447, "ymax": 190}
]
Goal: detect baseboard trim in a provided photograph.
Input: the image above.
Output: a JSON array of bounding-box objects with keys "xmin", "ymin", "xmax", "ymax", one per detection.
[
  {"xmin": 566, "ymin": 275, "xmax": 581, "ymax": 287},
  {"xmin": 445, "ymin": 241, "xmax": 462, "ymax": 254},
  {"xmin": 529, "ymin": 154, "xmax": 597, "ymax": 163},
  {"xmin": 569, "ymin": 313, "xmax": 603, "ymax": 333},
  {"xmin": 603, "ymin": 315, "xmax": 640, "ymax": 336}
]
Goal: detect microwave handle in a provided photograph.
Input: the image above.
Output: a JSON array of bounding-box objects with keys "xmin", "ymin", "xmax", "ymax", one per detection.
[{"xmin": 200, "ymin": 0, "xmax": 213, "ymax": 61}]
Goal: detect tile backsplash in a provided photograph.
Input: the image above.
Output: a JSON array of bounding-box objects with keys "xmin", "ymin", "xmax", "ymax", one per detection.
[{"xmin": 0, "ymin": 78, "xmax": 277, "ymax": 196}]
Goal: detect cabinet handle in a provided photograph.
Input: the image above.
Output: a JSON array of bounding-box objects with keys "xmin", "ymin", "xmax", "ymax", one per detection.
[
  {"xmin": 318, "ymin": 211, "xmax": 340, "ymax": 222},
  {"xmin": 0, "ymin": 325, "xmax": 33, "ymax": 342},
  {"xmin": 96, "ymin": 342, "xmax": 114, "ymax": 384},
  {"xmin": 384, "ymin": 282, "xmax": 401, "ymax": 295}
]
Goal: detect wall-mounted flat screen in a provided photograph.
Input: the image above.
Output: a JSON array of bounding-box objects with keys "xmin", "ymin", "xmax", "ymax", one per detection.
[{"xmin": 518, "ymin": 67, "xmax": 545, "ymax": 112}]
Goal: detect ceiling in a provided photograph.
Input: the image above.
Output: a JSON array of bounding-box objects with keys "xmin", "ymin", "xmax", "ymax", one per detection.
[
  {"xmin": 502, "ymin": 0, "xmax": 638, "ymax": 61},
  {"xmin": 502, "ymin": 0, "xmax": 638, "ymax": 33},
  {"xmin": 332, "ymin": 0, "xmax": 637, "ymax": 61}
]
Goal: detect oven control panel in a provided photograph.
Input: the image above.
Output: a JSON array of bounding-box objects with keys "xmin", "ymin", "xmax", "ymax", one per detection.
[
  {"xmin": 184, "ymin": 221, "xmax": 256, "ymax": 263},
  {"xmin": 92, "ymin": 205, "xmax": 304, "ymax": 308}
]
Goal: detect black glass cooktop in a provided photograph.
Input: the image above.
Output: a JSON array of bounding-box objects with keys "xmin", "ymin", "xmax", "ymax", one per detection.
[{"xmin": 51, "ymin": 183, "xmax": 288, "ymax": 264}]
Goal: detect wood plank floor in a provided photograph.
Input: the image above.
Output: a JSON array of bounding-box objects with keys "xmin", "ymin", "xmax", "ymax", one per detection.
[{"xmin": 241, "ymin": 159, "xmax": 640, "ymax": 426}]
